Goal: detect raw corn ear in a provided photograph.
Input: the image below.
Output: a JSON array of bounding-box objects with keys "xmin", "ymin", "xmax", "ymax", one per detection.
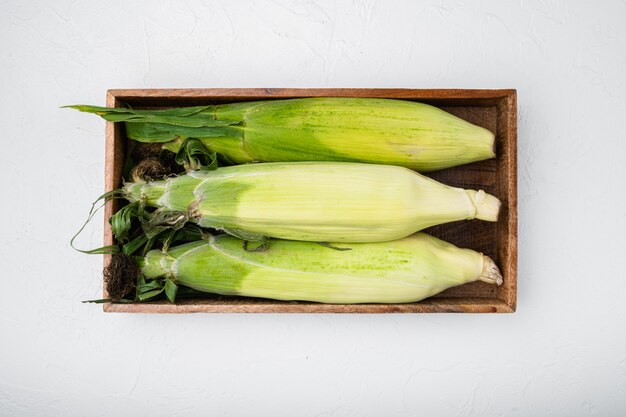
[
  {"xmin": 68, "ymin": 97, "xmax": 495, "ymax": 172},
  {"xmin": 138, "ymin": 232, "xmax": 502, "ymax": 304},
  {"xmin": 122, "ymin": 162, "xmax": 501, "ymax": 243}
]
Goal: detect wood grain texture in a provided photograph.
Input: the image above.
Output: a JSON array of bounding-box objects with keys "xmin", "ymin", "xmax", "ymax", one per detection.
[
  {"xmin": 101, "ymin": 88, "xmax": 517, "ymax": 314},
  {"xmin": 104, "ymin": 297, "xmax": 514, "ymax": 314},
  {"xmin": 103, "ymin": 92, "xmax": 123, "ymax": 302}
]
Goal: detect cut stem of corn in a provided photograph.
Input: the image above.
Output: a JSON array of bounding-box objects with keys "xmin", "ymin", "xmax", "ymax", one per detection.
[
  {"xmin": 68, "ymin": 97, "xmax": 496, "ymax": 171},
  {"xmin": 139, "ymin": 232, "xmax": 502, "ymax": 304},
  {"xmin": 123, "ymin": 162, "xmax": 501, "ymax": 243}
]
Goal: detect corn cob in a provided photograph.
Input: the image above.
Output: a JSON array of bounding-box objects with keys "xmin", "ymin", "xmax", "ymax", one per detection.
[
  {"xmin": 68, "ymin": 97, "xmax": 495, "ymax": 172},
  {"xmin": 123, "ymin": 162, "xmax": 500, "ymax": 243},
  {"xmin": 138, "ymin": 232, "xmax": 502, "ymax": 304}
]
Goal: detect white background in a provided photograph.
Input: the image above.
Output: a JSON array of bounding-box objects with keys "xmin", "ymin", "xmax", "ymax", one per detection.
[{"xmin": 1, "ymin": 0, "xmax": 625, "ymax": 415}]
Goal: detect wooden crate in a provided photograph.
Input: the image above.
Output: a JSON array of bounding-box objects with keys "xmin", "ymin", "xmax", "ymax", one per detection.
[{"xmin": 103, "ymin": 88, "xmax": 517, "ymax": 313}]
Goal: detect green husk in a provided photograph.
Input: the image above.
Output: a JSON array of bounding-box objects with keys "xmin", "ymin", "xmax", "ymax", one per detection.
[
  {"xmin": 121, "ymin": 161, "xmax": 501, "ymax": 243},
  {"xmin": 135, "ymin": 232, "xmax": 502, "ymax": 304},
  {"xmin": 67, "ymin": 97, "xmax": 495, "ymax": 172}
]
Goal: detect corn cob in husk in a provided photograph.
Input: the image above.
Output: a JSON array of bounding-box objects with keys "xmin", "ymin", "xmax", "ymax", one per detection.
[
  {"xmin": 122, "ymin": 162, "xmax": 500, "ymax": 243},
  {"xmin": 136, "ymin": 232, "xmax": 502, "ymax": 304},
  {"xmin": 68, "ymin": 97, "xmax": 495, "ymax": 172}
]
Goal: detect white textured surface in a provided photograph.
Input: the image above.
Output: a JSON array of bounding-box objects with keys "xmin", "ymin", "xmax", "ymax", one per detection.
[{"xmin": 1, "ymin": 0, "xmax": 626, "ymax": 415}]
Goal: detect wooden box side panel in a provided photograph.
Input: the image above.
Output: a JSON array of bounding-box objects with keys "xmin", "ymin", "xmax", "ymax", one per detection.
[
  {"xmin": 496, "ymin": 91, "xmax": 518, "ymax": 311},
  {"xmin": 103, "ymin": 92, "xmax": 125, "ymax": 301},
  {"xmin": 108, "ymin": 88, "xmax": 515, "ymax": 107},
  {"xmin": 105, "ymin": 297, "xmax": 515, "ymax": 314}
]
